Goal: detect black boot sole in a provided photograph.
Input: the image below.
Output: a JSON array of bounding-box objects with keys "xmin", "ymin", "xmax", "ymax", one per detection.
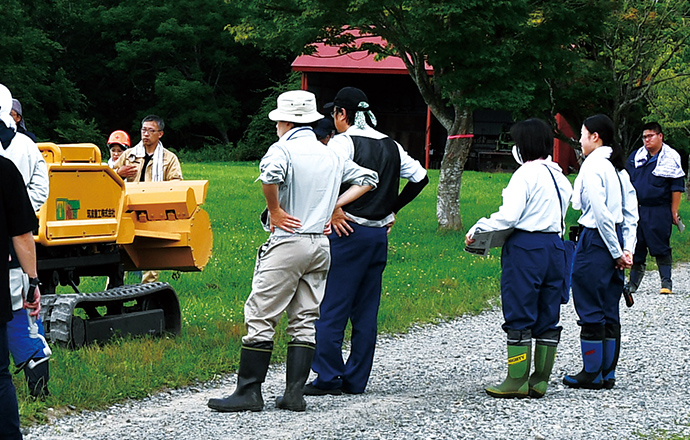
[{"xmin": 207, "ymin": 398, "xmax": 263, "ymax": 412}]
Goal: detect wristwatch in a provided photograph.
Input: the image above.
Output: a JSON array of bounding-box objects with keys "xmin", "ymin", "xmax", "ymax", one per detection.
[{"xmin": 28, "ymin": 277, "xmax": 40, "ymax": 288}]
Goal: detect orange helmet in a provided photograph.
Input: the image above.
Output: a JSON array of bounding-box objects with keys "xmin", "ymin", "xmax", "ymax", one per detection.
[{"xmin": 107, "ymin": 130, "xmax": 131, "ymax": 147}]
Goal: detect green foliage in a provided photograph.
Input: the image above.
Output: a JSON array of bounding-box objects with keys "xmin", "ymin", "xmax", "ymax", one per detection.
[
  {"xmin": 646, "ymin": 43, "xmax": 690, "ymax": 154},
  {"xmin": 563, "ymin": 0, "xmax": 690, "ymax": 152},
  {"xmin": 1, "ymin": 0, "xmax": 291, "ymax": 151},
  {"xmin": 234, "ymin": 71, "xmax": 302, "ymax": 161},
  {"xmin": 175, "ymin": 144, "xmax": 237, "ymax": 163}
]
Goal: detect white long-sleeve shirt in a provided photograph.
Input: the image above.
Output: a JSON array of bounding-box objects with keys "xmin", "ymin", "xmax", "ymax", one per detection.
[
  {"xmin": 0, "ymin": 132, "xmax": 49, "ymax": 211},
  {"xmin": 468, "ymin": 158, "xmax": 573, "ymax": 236},
  {"xmin": 573, "ymin": 146, "xmax": 638, "ymax": 258}
]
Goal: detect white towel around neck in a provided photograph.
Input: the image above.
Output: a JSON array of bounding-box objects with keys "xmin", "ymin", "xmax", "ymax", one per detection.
[
  {"xmin": 130, "ymin": 141, "xmax": 165, "ymax": 182},
  {"xmin": 633, "ymin": 143, "xmax": 685, "ymax": 179}
]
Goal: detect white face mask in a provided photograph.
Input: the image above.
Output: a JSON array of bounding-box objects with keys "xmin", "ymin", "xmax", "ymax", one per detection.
[{"xmin": 512, "ymin": 144, "xmax": 523, "ymax": 165}]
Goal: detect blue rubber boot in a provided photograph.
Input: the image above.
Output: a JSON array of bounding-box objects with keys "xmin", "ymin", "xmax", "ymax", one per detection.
[
  {"xmin": 602, "ymin": 323, "xmax": 621, "ymax": 389},
  {"xmin": 563, "ymin": 325, "xmax": 604, "ymax": 390}
]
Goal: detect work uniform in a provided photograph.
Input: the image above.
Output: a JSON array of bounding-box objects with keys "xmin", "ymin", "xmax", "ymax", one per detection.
[
  {"xmin": 311, "ymin": 124, "xmax": 426, "ymax": 394},
  {"xmin": 565, "ymin": 146, "xmax": 638, "ymax": 389},
  {"xmin": 625, "ymin": 144, "xmax": 684, "ymax": 291},
  {"xmin": 246, "ymin": 126, "xmax": 378, "ymax": 345},
  {"xmin": 572, "ymin": 146, "xmax": 637, "ymax": 327},
  {"xmin": 0, "ymin": 156, "xmax": 39, "ymax": 439},
  {"xmin": 468, "ymin": 159, "xmax": 572, "ymax": 340}
]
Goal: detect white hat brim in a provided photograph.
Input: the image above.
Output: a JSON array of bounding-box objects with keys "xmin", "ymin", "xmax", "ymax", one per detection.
[{"xmin": 268, "ymin": 109, "xmax": 324, "ymax": 124}]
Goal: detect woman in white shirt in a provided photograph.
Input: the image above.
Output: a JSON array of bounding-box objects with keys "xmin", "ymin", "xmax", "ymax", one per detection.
[
  {"xmin": 563, "ymin": 114, "xmax": 638, "ymax": 390},
  {"xmin": 466, "ymin": 119, "xmax": 572, "ymax": 398}
]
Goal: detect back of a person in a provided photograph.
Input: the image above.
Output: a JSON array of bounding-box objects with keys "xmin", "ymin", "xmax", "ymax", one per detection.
[
  {"xmin": 513, "ymin": 161, "xmax": 569, "ymax": 232},
  {"xmin": 285, "ymin": 135, "xmax": 343, "ymax": 233},
  {"xmin": 343, "ymin": 134, "xmax": 400, "ymax": 221}
]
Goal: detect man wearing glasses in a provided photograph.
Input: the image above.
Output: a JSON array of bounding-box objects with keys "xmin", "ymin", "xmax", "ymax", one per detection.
[
  {"xmin": 113, "ymin": 115, "xmax": 182, "ymax": 283},
  {"xmin": 626, "ymin": 122, "xmax": 685, "ymax": 295}
]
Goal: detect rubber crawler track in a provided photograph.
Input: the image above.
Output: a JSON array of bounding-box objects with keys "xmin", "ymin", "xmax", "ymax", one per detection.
[{"xmin": 39, "ymin": 282, "xmax": 181, "ymax": 348}]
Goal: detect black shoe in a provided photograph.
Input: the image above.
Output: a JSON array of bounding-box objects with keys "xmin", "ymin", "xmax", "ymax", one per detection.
[{"xmin": 303, "ymin": 382, "xmax": 342, "ymax": 396}]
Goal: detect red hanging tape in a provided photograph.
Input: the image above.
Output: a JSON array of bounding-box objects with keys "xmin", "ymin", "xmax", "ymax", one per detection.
[{"xmin": 447, "ymin": 134, "xmax": 475, "ymax": 139}]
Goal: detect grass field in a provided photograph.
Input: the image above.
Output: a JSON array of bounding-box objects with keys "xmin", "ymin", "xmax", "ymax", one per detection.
[{"xmin": 15, "ymin": 162, "xmax": 690, "ymax": 427}]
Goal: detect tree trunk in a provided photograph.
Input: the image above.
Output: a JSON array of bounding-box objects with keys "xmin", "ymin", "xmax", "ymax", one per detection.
[{"xmin": 437, "ymin": 107, "xmax": 473, "ymax": 230}]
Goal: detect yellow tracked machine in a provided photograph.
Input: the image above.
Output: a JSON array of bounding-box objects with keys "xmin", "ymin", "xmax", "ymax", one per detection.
[{"xmin": 35, "ymin": 143, "xmax": 212, "ymax": 347}]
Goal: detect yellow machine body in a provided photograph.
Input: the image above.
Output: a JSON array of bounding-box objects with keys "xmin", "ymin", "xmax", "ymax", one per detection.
[{"xmin": 36, "ymin": 143, "xmax": 212, "ymax": 272}]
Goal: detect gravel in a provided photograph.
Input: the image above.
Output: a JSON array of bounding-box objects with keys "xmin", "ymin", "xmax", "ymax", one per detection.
[{"xmin": 25, "ymin": 264, "xmax": 690, "ymax": 440}]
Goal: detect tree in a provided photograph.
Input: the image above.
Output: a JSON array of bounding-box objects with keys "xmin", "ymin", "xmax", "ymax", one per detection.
[
  {"xmin": 0, "ymin": 0, "xmax": 96, "ymax": 143},
  {"xmin": 97, "ymin": 0, "xmax": 291, "ymax": 148},
  {"xmin": 226, "ymin": 0, "xmax": 609, "ymax": 229},
  {"xmin": 570, "ymin": 0, "xmax": 690, "ymax": 153}
]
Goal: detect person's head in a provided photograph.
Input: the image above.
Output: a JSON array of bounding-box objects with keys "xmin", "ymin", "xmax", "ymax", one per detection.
[
  {"xmin": 0, "ymin": 84, "xmax": 16, "ymax": 131},
  {"xmin": 10, "ymin": 99, "xmax": 26, "ymax": 131},
  {"xmin": 268, "ymin": 90, "xmax": 323, "ymax": 138},
  {"xmin": 107, "ymin": 130, "xmax": 131, "ymax": 162},
  {"xmin": 325, "ymin": 87, "xmax": 375, "ymax": 133},
  {"xmin": 141, "ymin": 115, "xmax": 164, "ymax": 151},
  {"xmin": 642, "ymin": 121, "xmax": 664, "ymax": 154},
  {"xmin": 314, "ymin": 118, "xmax": 336, "ymax": 145},
  {"xmin": 509, "ymin": 118, "xmax": 553, "ymax": 163},
  {"xmin": 581, "ymin": 114, "xmax": 625, "ymax": 169}
]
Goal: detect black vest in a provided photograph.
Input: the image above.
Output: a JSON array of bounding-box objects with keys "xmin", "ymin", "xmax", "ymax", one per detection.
[{"xmin": 342, "ymin": 135, "xmax": 401, "ymax": 220}]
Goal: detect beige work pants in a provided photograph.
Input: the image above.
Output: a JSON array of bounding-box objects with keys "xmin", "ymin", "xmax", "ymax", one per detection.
[{"xmin": 243, "ymin": 234, "xmax": 330, "ymax": 345}]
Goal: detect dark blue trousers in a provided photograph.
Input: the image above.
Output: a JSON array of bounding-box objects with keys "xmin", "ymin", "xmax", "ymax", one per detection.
[
  {"xmin": 312, "ymin": 223, "xmax": 388, "ymax": 393},
  {"xmin": 571, "ymin": 227, "xmax": 624, "ymax": 326},
  {"xmin": 633, "ymin": 205, "xmax": 673, "ymax": 263},
  {"xmin": 0, "ymin": 322, "xmax": 22, "ymax": 439},
  {"xmin": 500, "ymin": 230, "xmax": 565, "ymax": 337}
]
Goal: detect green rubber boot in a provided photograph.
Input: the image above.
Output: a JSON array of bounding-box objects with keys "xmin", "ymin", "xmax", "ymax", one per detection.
[
  {"xmin": 486, "ymin": 344, "xmax": 531, "ymax": 398},
  {"xmin": 529, "ymin": 344, "xmax": 557, "ymax": 398}
]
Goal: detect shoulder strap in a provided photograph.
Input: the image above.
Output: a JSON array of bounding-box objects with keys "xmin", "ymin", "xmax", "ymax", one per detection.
[{"xmin": 543, "ymin": 165, "xmax": 565, "ymax": 237}]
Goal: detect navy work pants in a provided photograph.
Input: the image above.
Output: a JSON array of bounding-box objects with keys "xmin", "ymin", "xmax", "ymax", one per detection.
[
  {"xmin": 634, "ymin": 204, "xmax": 673, "ymax": 263},
  {"xmin": 312, "ymin": 223, "xmax": 388, "ymax": 394},
  {"xmin": 500, "ymin": 230, "xmax": 565, "ymax": 337},
  {"xmin": 571, "ymin": 227, "xmax": 624, "ymax": 327}
]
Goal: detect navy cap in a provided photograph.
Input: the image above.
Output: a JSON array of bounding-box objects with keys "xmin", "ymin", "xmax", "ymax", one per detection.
[{"xmin": 314, "ymin": 118, "xmax": 335, "ymax": 139}]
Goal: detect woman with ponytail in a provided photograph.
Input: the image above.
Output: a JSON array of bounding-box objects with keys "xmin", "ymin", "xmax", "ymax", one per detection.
[{"xmin": 563, "ymin": 114, "xmax": 638, "ymax": 390}]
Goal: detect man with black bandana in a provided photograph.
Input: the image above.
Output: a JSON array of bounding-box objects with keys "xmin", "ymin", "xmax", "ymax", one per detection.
[{"xmin": 305, "ymin": 87, "xmax": 429, "ymax": 396}]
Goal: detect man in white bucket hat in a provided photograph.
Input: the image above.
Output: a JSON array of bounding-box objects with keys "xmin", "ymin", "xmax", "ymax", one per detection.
[{"xmin": 208, "ymin": 90, "xmax": 378, "ymax": 413}]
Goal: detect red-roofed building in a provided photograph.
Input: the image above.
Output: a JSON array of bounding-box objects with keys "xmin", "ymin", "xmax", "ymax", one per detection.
[
  {"xmin": 293, "ymin": 33, "xmax": 579, "ymax": 173},
  {"xmin": 292, "ymin": 34, "xmax": 445, "ymax": 168}
]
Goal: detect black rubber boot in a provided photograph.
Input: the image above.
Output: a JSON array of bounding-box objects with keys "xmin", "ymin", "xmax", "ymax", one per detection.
[
  {"xmin": 563, "ymin": 324, "xmax": 605, "ymax": 389},
  {"xmin": 24, "ymin": 359, "xmax": 50, "ymax": 399},
  {"xmin": 656, "ymin": 255, "xmax": 672, "ymax": 294},
  {"xmin": 602, "ymin": 323, "xmax": 621, "ymax": 389},
  {"xmin": 207, "ymin": 341, "xmax": 273, "ymax": 412},
  {"xmin": 626, "ymin": 263, "xmax": 645, "ymax": 294},
  {"xmin": 276, "ymin": 341, "xmax": 315, "ymax": 412}
]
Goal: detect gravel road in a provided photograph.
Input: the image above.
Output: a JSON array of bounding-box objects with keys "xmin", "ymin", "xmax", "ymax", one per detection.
[{"xmin": 25, "ymin": 265, "xmax": 690, "ymax": 440}]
